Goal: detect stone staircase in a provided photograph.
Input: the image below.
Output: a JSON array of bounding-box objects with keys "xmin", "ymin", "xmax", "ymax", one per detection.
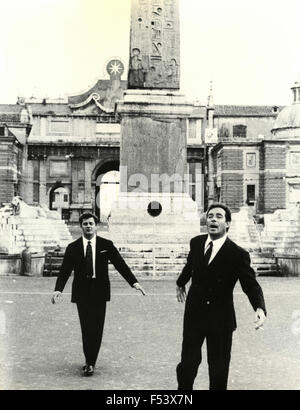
[
  {"xmin": 0, "ymin": 212, "xmax": 72, "ymax": 255},
  {"xmin": 249, "ymin": 252, "xmax": 278, "ymax": 276},
  {"xmin": 227, "ymin": 206, "xmax": 262, "ymax": 252},
  {"xmin": 111, "ymin": 244, "xmax": 188, "ymax": 278},
  {"xmin": 43, "ymin": 205, "xmax": 284, "ymax": 278},
  {"xmin": 43, "ymin": 243, "xmax": 189, "ymax": 278},
  {"xmin": 43, "ymin": 241, "xmax": 278, "ymax": 277},
  {"xmin": 14, "ymin": 216, "xmax": 72, "ymax": 252},
  {"xmin": 260, "ymin": 205, "xmax": 300, "ymax": 256},
  {"xmin": 0, "ymin": 216, "xmax": 26, "ymax": 254},
  {"xmin": 41, "ymin": 205, "xmax": 300, "ymax": 278}
]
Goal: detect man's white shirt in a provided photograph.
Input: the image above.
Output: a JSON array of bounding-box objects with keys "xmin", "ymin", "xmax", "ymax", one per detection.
[
  {"xmin": 82, "ymin": 235, "xmax": 96, "ymax": 278},
  {"xmin": 204, "ymin": 235, "xmax": 227, "ymax": 265}
]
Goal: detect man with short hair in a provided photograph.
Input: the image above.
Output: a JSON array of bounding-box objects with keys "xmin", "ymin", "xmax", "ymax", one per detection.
[
  {"xmin": 51, "ymin": 212, "xmax": 145, "ymax": 377},
  {"xmin": 176, "ymin": 203, "xmax": 266, "ymax": 390}
]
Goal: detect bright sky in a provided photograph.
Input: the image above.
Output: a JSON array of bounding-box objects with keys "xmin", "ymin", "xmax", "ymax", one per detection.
[{"xmin": 1, "ymin": 0, "xmax": 300, "ymax": 106}]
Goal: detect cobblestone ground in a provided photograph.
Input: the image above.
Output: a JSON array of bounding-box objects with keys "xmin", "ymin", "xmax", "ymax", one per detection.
[{"xmin": 0, "ymin": 276, "xmax": 300, "ymax": 390}]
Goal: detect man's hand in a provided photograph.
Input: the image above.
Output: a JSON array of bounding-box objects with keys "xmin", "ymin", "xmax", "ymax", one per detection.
[
  {"xmin": 254, "ymin": 308, "xmax": 265, "ymax": 330},
  {"xmin": 133, "ymin": 283, "xmax": 146, "ymax": 296},
  {"xmin": 51, "ymin": 291, "xmax": 62, "ymax": 304},
  {"xmin": 177, "ymin": 286, "xmax": 186, "ymax": 303}
]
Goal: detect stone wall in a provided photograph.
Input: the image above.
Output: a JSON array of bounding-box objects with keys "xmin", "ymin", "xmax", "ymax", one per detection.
[
  {"xmin": 263, "ymin": 143, "xmax": 286, "ymax": 169},
  {"xmin": 222, "ymin": 148, "xmax": 243, "ymax": 170},
  {"xmin": 261, "ymin": 172, "xmax": 286, "ymax": 212},
  {"xmin": 261, "ymin": 142, "xmax": 287, "ymax": 212},
  {"xmin": 0, "ymin": 141, "xmax": 19, "ymax": 203},
  {"xmin": 221, "ymin": 173, "xmax": 244, "ymax": 211}
]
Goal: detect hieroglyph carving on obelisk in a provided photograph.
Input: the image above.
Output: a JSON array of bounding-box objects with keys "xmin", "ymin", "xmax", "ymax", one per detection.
[{"xmin": 128, "ymin": 0, "xmax": 180, "ymax": 90}]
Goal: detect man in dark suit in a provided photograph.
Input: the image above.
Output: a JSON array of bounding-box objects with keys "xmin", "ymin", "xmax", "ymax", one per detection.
[
  {"xmin": 51, "ymin": 212, "xmax": 145, "ymax": 377},
  {"xmin": 176, "ymin": 203, "xmax": 266, "ymax": 390}
]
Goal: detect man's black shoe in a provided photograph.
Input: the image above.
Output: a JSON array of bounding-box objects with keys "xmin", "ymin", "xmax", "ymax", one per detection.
[{"xmin": 82, "ymin": 365, "xmax": 94, "ymax": 377}]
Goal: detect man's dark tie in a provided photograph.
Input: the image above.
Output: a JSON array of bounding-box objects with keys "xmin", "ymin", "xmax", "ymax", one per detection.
[
  {"xmin": 85, "ymin": 241, "xmax": 93, "ymax": 278},
  {"xmin": 204, "ymin": 241, "xmax": 213, "ymax": 266}
]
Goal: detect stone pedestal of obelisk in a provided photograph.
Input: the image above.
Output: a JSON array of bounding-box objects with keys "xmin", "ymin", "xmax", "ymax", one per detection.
[{"xmin": 109, "ymin": 0, "xmax": 199, "ymax": 245}]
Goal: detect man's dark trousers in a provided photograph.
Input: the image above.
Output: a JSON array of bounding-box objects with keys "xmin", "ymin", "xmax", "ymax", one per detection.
[
  {"xmin": 77, "ymin": 289, "xmax": 106, "ymax": 367},
  {"xmin": 176, "ymin": 301, "xmax": 233, "ymax": 390}
]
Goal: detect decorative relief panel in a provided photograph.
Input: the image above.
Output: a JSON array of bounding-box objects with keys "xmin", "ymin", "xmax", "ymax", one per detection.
[
  {"xmin": 49, "ymin": 160, "xmax": 69, "ymax": 177},
  {"xmin": 290, "ymin": 152, "xmax": 300, "ymax": 168},
  {"xmin": 246, "ymin": 153, "xmax": 257, "ymax": 168}
]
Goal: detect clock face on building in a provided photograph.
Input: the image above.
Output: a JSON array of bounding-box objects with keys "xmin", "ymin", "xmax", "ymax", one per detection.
[{"xmin": 106, "ymin": 59, "xmax": 124, "ymax": 79}]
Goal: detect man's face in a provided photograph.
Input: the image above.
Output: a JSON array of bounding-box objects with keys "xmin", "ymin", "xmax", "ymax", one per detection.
[
  {"xmin": 206, "ymin": 207, "xmax": 230, "ymax": 240},
  {"xmin": 81, "ymin": 217, "xmax": 96, "ymax": 239}
]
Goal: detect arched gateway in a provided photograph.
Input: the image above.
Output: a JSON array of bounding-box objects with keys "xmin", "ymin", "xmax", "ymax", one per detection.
[{"xmin": 92, "ymin": 160, "xmax": 120, "ymax": 222}]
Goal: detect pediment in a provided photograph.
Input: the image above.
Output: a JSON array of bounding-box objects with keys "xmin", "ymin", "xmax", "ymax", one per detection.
[
  {"xmin": 69, "ymin": 93, "xmax": 113, "ymax": 115},
  {"xmin": 68, "ymin": 78, "xmax": 127, "ymax": 115}
]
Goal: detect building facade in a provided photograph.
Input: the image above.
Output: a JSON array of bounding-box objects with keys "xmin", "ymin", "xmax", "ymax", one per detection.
[
  {"xmin": 0, "ymin": 102, "xmax": 32, "ymax": 204},
  {"xmin": 20, "ymin": 62, "xmax": 206, "ymax": 222},
  {"xmin": 209, "ymin": 82, "xmax": 300, "ymax": 213},
  {"xmin": 209, "ymin": 104, "xmax": 282, "ymax": 212},
  {"xmin": 1, "ymin": 61, "xmax": 299, "ymax": 219}
]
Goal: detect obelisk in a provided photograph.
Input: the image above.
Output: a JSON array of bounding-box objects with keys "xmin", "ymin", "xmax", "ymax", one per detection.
[
  {"xmin": 109, "ymin": 0, "xmax": 199, "ymax": 245},
  {"xmin": 128, "ymin": 0, "xmax": 180, "ymax": 90}
]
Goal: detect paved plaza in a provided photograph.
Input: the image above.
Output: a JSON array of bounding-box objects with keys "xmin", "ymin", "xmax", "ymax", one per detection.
[{"xmin": 0, "ymin": 276, "xmax": 300, "ymax": 390}]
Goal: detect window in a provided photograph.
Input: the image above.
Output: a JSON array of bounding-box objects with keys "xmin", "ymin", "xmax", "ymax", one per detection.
[
  {"xmin": 187, "ymin": 119, "xmax": 202, "ymax": 144},
  {"xmin": 33, "ymin": 161, "xmax": 40, "ymax": 181},
  {"xmin": 219, "ymin": 124, "xmax": 229, "ymax": 139},
  {"xmin": 51, "ymin": 187, "xmax": 69, "ymax": 210},
  {"xmin": 293, "ymin": 89, "xmax": 297, "ymax": 103},
  {"xmin": 233, "ymin": 124, "xmax": 247, "ymax": 138},
  {"xmin": 188, "ymin": 162, "xmax": 202, "ymax": 202},
  {"xmin": 62, "ymin": 209, "xmax": 71, "ymax": 221},
  {"xmin": 33, "ymin": 183, "xmax": 40, "ymax": 203},
  {"xmin": 216, "ymin": 187, "xmax": 221, "ymax": 202},
  {"xmin": 246, "ymin": 185, "xmax": 255, "ymax": 205},
  {"xmin": 100, "ymin": 116, "xmax": 109, "ymax": 122},
  {"xmin": 0, "ymin": 126, "xmax": 5, "ymax": 136}
]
